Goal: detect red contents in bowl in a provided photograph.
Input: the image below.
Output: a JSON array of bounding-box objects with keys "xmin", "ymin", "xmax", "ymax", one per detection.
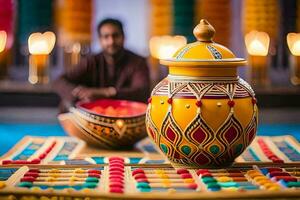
[
  {"xmin": 91, "ymin": 106, "xmax": 130, "ymax": 117},
  {"xmin": 77, "ymin": 99, "xmax": 147, "ymax": 117}
]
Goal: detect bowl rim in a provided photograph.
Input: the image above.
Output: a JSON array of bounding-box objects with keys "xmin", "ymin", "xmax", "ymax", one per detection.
[{"xmin": 75, "ymin": 99, "xmax": 148, "ymax": 119}]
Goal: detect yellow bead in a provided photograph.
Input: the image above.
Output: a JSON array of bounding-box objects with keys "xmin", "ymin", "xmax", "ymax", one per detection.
[
  {"xmin": 183, "ymin": 178, "xmax": 194, "ymax": 183},
  {"xmin": 50, "ymin": 169, "xmax": 60, "ymax": 173},
  {"xmin": 223, "ymin": 187, "xmax": 238, "ymax": 191},
  {"xmin": 253, "ymin": 176, "xmax": 268, "ymax": 182},
  {"xmin": 46, "ymin": 177, "xmax": 56, "ymax": 182},
  {"xmin": 248, "ymin": 172, "xmax": 262, "ymax": 178},
  {"xmin": 74, "ymin": 168, "xmax": 85, "ymax": 173},
  {"xmin": 263, "ymin": 182, "xmax": 278, "ymax": 188},
  {"xmin": 216, "ymin": 176, "xmax": 232, "ymax": 182},
  {"xmin": 167, "ymin": 188, "xmax": 176, "ymax": 193},
  {"xmin": 162, "ymin": 179, "xmax": 171, "ymax": 185},
  {"xmin": 0, "ymin": 181, "xmax": 6, "ymax": 189},
  {"xmin": 158, "ymin": 174, "xmax": 169, "ymax": 179},
  {"xmin": 49, "ymin": 173, "xmax": 59, "ymax": 178},
  {"xmin": 155, "ymin": 170, "xmax": 165, "ymax": 174},
  {"xmin": 82, "ymin": 188, "xmax": 91, "ymax": 193},
  {"xmin": 267, "ymin": 185, "xmax": 281, "ymax": 191},
  {"xmin": 31, "ymin": 187, "xmax": 40, "ymax": 192},
  {"xmin": 69, "ymin": 176, "xmax": 79, "ymax": 182},
  {"xmin": 163, "ymin": 182, "xmax": 171, "ymax": 187},
  {"xmin": 256, "ymin": 179, "xmax": 272, "ymax": 185}
]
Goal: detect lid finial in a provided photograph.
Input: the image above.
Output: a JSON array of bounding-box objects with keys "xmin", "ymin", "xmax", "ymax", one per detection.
[{"xmin": 193, "ymin": 19, "xmax": 215, "ymax": 42}]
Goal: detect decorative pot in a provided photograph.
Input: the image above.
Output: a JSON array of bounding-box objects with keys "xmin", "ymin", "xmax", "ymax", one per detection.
[{"xmin": 146, "ymin": 20, "xmax": 258, "ymax": 168}]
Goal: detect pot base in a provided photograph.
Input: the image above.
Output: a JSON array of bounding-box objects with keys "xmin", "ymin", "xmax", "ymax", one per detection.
[{"xmin": 170, "ymin": 161, "xmax": 234, "ymax": 169}]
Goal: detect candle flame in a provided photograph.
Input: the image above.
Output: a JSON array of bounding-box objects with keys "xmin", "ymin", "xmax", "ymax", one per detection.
[
  {"xmin": 149, "ymin": 35, "xmax": 187, "ymax": 59},
  {"xmin": 287, "ymin": 33, "xmax": 300, "ymax": 56},
  {"xmin": 0, "ymin": 31, "xmax": 7, "ymax": 53},
  {"xmin": 245, "ymin": 31, "xmax": 270, "ymax": 56},
  {"xmin": 28, "ymin": 32, "xmax": 56, "ymax": 55}
]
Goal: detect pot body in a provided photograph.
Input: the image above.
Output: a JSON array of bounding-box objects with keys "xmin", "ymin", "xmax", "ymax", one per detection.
[{"xmin": 146, "ymin": 69, "xmax": 258, "ymax": 168}]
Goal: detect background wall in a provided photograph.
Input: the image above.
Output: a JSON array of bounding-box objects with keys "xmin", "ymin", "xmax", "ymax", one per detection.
[{"xmin": 91, "ymin": 0, "xmax": 149, "ymax": 56}]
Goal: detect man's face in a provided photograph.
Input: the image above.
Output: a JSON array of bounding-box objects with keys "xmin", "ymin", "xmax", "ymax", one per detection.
[{"xmin": 99, "ymin": 24, "xmax": 124, "ymax": 56}]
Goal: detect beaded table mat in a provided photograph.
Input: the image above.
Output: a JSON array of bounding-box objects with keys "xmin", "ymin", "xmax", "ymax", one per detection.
[{"xmin": 0, "ymin": 135, "xmax": 299, "ymax": 199}]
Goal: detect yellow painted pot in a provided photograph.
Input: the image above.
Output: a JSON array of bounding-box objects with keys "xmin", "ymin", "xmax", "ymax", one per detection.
[{"xmin": 146, "ymin": 20, "xmax": 258, "ymax": 168}]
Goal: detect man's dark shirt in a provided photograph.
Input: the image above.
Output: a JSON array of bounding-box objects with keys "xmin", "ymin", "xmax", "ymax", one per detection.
[{"xmin": 53, "ymin": 49, "xmax": 150, "ymax": 111}]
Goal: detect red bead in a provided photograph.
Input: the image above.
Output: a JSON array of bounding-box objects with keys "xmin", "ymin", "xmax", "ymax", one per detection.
[
  {"xmin": 109, "ymin": 157, "xmax": 124, "ymax": 162},
  {"xmin": 136, "ymin": 178, "xmax": 149, "ymax": 183},
  {"xmin": 88, "ymin": 169, "xmax": 101, "ymax": 174},
  {"xmin": 88, "ymin": 173, "xmax": 100, "ymax": 178},
  {"xmin": 109, "ymin": 171, "xmax": 124, "ymax": 176},
  {"xmin": 28, "ymin": 168, "xmax": 40, "ymax": 173},
  {"xmin": 110, "ymin": 178, "xmax": 124, "ymax": 183},
  {"xmin": 109, "ymin": 182, "xmax": 124, "ymax": 188},
  {"xmin": 2, "ymin": 160, "xmax": 12, "ymax": 165},
  {"xmin": 181, "ymin": 173, "xmax": 192, "ymax": 179},
  {"xmin": 134, "ymin": 173, "xmax": 147, "ymax": 179},
  {"xmin": 109, "ymin": 166, "xmax": 124, "ymax": 171},
  {"xmin": 148, "ymin": 97, "xmax": 152, "ymax": 104},
  {"xmin": 30, "ymin": 158, "xmax": 41, "ymax": 164},
  {"xmin": 265, "ymin": 168, "xmax": 282, "ymax": 173},
  {"xmin": 187, "ymin": 183, "xmax": 198, "ymax": 189},
  {"xmin": 273, "ymin": 176, "xmax": 297, "ymax": 182},
  {"xmin": 201, "ymin": 172, "xmax": 213, "ymax": 177},
  {"xmin": 109, "ymin": 175, "xmax": 124, "ymax": 180},
  {"xmin": 21, "ymin": 176, "xmax": 35, "ymax": 182},
  {"xmin": 176, "ymin": 169, "xmax": 189, "ymax": 174},
  {"xmin": 196, "ymin": 169, "xmax": 209, "ymax": 176},
  {"xmin": 132, "ymin": 168, "xmax": 144, "ymax": 176},
  {"xmin": 167, "ymin": 98, "xmax": 172, "ymax": 104},
  {"xmin": 51, "ymin": 141, "xmax": 57, "ymax": 147},
  {"xmin": 109, "ymin": 187, "xmax": 123, "ymax": 193},
  {"xmin": 12, "ymin": 160, "xmax": 31, "ymax": 164},
  {"xmin": 252, "ymin": 98, "xmax": 257, "ymax": 104},
  {"xmin": 268, "ymin": 172, "xmax": 290, "ymax": 177},
  {"xmin": 45, "ymin": 148, "xmax": 52, "ymax": 153},
  {"xmin": 39, "ymin": 153, "xmax": 47, "ymax": 159},
  {"xmin": 195, "ymin": 100, "xmax": 202, "ymax": 107},
  {"xmin": 228, "ymin": 100, "xmax": 235, "ymax": 107},
  {"xmin": 24, "ymin": 172, "xmax": 39, "ymax": 178}
]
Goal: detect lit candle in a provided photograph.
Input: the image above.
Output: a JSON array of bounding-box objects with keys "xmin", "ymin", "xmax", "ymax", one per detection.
[
  {"xmin": 0, "ymin": 31, "xmax": 7, "ymax": 53},
  {"xmin": 245, "ymin": 30, "xmax": 270, "ymax": 86},
  {"xmin": 0, "ymin": 31, "xmax": 7, "ymax": 79},
  {"xmin": 149, "ymin": 35, "xmax": 186, "ymax": 82},
  {"xmin": 287, "ymin": 33, "xmax": 300, "ymax": 85},
  {"xmin": 64, "ymin": 42, "xmax": 81, "ymax": 71},
  {"xmin": 149, "ymin": 35, "xmax": 187, "ymax": 59},
  {"xmin": 28, "ymin": 31, "xmax": 56, "ymax": 84}
]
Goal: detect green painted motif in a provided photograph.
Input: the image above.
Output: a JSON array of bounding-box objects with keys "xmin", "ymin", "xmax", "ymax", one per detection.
[
  {"xmin": 160, "ymin": 144, "xmax": 168, "ymax": 153},
  {"xmin": 181, "ymin": 145, "xmax": 191, "ymax": 155},
  {"xmin": 209, "ymin": 145, "xmax": 220, "ymax": 154},
  {"xmin": 235, "ymin": 144, "xmax": 243, "ymax": 155}
]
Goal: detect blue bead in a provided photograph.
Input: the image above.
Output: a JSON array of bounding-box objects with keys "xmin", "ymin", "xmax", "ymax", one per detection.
[
  {"xmin": 241, "ymin": 185, "xmax": 259, "ymax": 190},
  {"xmin": 139, "ymin": 187, "xmax": 152, "ymax": 192}
]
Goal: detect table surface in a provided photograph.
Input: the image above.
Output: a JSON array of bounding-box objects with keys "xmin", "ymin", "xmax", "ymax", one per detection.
[{"xmin": 0, "ymin": 123, "xmax": 300, "ymax": 156}]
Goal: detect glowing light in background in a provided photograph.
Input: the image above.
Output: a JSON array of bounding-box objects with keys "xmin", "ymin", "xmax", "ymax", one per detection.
[
  {"xmin": 28, "ymin": 31, "xmax": 56, "ymax": 55},
  {"xmin": 0, "ymin": 31, "xmax": 7, "ymax": 53},
  {"xmin": 245, "ymin": 31, "xmax": 270, "ymax": 56},
  {"xmin": 287, "ymin": 33, "xmax": 300, "ymax": 56},
  {"xmin": 149, "ymin": 35, "xmax": 187, "ymax": 59}
]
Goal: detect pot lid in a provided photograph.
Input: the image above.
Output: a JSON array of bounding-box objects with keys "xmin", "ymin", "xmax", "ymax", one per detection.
[{"xmin": 160, "ymin": 19, "xmax": 246, "ymax": 67}]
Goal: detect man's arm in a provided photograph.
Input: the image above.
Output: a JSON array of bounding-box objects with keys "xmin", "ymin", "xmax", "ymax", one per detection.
[
  {"xmin": 52, "ymin": 57, "xmax": 91, "ymax": 108},
  {"xmin": 115, "ymin": 58, "xmax": 151, "ymax": 103}
]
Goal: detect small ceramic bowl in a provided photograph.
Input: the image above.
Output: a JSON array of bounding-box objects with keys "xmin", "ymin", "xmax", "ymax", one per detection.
[{"xmin": 59, "ymin": 99, "xmax": 148, "ymax": 149}]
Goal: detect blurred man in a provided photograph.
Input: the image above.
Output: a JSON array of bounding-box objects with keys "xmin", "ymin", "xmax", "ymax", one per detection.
[{"xmin": 53, "ymin": 18, "xmax": 150, "ymax": 112}]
